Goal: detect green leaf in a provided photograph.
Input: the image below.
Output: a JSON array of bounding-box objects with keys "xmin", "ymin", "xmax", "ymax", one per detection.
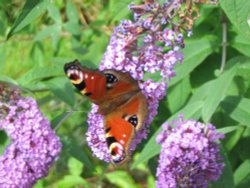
[
  {"xmin": 68, "ymin": 157, "xmax": 83, "ymax": 176},
  {"xmin": 68, "ymin": 139, "xmax": 94, "ymax": 171},
  {"xmin": 147, "ymin": 175, "xmax": 156, "ymax": 188},
  {"xmin": 63, "ymin": 22, "xmax": 81, "ymax": 36},
  {"xmin": 232, "ymin": 33, "xmax": 250, "ymax": 57},
  {"xmin": 212, "ymin": 146, "xmax": 234, "ymax": 188},
  {"xmin": 81, "ymin": 34, "xmax": 108, "ymax": 66},
  {"xmin": 225, "ymin": 126, "xmax": 244, "ymax": 151},
  {"xmin": 236, "ymin": 175, "xmax": 250, "ymax": 188},
  {"xmin": 0, "ymin": 131, "xmax": 10, "ymax": 155},
  {"xmin": 66, "ymin": 0, "xmax": 79, "ymax": 23},
  {"xmin": 34, "ymin": 24, "xmax": 61, "ymax": 42},
  {"xmin": 169, "ymin": 37, "xmax": 214, "ymax": 87},
  {"xmin": 109, "ymin": 0, "xmax": 133, "ymax": 23},
  {"xmin": 47, "ymin": 4, "xmax": 62, "ymax": 24},
  {"xmin": 30, "ymin": 42, "xmax": 45, "ymax": 67},
  {"xmin": 44, "ymin": 77, "xmax": 75, "ymax": 107},
  {"xmin": 220, "ymin": 0, "xmax": 250, "ymax": 39},
  {"xmin": 201, "ymin": 59, "xmax": 238, "ymax": 123},
  {"xmin": 168, "ymin": 76, "xmax": 191, "ymax": 113},
  {"xmin": 234, "ymin": 160, "xmax": 250, "ymax": 186},
  {"xmin": 105, "ymin": 171, "xmax": 140, "ymax": 188},
  {"xmin": 7, "ymin": 0, "xmax": 49, "ymax": 39},
  {"xmin": 131, "ymin": 101, "xmax": 203, "ymax": 169},
  {"xmin": 218, "ymin": 125, "xmax": 240, "ymax": 134},
  {"xmin": 221, "ymin": 96, "xmax": 250, "ymax": 127},
  {"xmin": 51, "ymin": 111, "xmax": 72, "ymax": 129},
  {"xmin": 33, "ymin": 180, "xmax": 43, "ymax": 188},
  {"xmin": 0, "ymin": 75, "xmax": 18, "ymax": 85},
  {"xmin": 57, "ymin": 175, "xmax": 88, "ymax": 188},
  {"xmin": 187, "ymin": 80, "xmax": 213, "ymax": 105},
  {"xmin": 17, "ymin": 65, "xmax": 62, "ymax": 85}
]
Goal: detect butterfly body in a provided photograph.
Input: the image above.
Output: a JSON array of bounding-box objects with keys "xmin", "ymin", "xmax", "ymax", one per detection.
[{"xmin": 64, "ymin": 60, "xmax": 148, "ymax": 164}]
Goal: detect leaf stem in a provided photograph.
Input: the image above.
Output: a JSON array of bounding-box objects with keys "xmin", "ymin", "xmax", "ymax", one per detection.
[{"xmin": 220, "ymin": 11, "xmax": 227, "ymax": 72}]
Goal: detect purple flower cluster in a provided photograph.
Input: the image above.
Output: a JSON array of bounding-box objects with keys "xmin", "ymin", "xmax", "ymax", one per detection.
[
  {"xmin": 86, "ymin": 105, "xmax": 111, "ymax": 162},
  {"xmin": 156, "ymin": 116, "xmax": 224, "ymax": 188},
  {"xmin": 87, "ymin": 0, "xmax": 185, "ymax": 162},
  {"xmin": 0, "ymin": 85, "xmax": 62, "ymax": 188}
]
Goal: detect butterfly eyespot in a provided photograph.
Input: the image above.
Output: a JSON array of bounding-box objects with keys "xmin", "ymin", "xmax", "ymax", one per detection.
[
  {"xmin": 105, "ymin": 73, "xmax": 118, "ymax": 88},
  {"xmin": 109, "ymin": 142, "xmax": 126, "ymax": 164},
  {"xmin": 128, "ymin": 115, "xmax": 138, "ymax": 127}
]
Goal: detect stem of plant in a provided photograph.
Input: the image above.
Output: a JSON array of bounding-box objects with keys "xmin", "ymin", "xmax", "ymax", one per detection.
[{"xmin": 220, "ymin": 11, "xmax": 227, "ymax": 72}]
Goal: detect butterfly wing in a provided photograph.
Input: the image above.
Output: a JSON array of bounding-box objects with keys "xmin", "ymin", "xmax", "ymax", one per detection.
[
  {"xmin": 64, "ymin": 60, "xmax": 107, "ymax": 104},
  {"xmin": 64, "ymin": 60, "xmax": 140, "ymax": 114},
  {"xmin": 104, "ymin": 92, "xmax": 148, "ymax": 164}
]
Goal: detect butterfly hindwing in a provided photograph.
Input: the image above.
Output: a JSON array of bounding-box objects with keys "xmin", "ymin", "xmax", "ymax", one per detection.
[
  {"xmin": 105, "ymin": 114, "xmax": 134, "ymax": 164},
  {"xmin": 104, "ymin": 92, "xmax": 148, "ymax": 164}
]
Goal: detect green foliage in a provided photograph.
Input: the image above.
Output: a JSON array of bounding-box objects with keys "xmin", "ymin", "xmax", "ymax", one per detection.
[{"xmin": 1, "ymin": 0, "xmax": 250, "ymax": 187}]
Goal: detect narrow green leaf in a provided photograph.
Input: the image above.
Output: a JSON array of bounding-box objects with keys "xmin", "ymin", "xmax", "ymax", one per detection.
[
  {"xmin": 224, "ymin": 126, "xmax": 244, "ymax": 151},
  {"xmin": 7, "ymin": 0, "xmax": 49, "ymax": 39},
  {"xmin": 68, "ymin": 139, "xmax": 94, "ymax": 171},
  {"xmin": 187, "ymin": 80, "xmax": 213, "ymax": 105},
  {"xmin": 0, "ymin": 76, "xmax": 18, "ymax": 85},
  {"xmin": 63, "ymin": 22, "xmax": 81, "ymax": 36},
  {"xmin": 34, "ymin": 24, "xmax": 61, "ymax": 42},
  {"xmin": 0, "ymin": 131, "xmax": 10, "ymax": 155},
  {"xmin": 17, "ymin": 65, "xmax": 62, "ymax": 85},
  {"xmin": 168, "ymin": 76, "xmax": 191, "ymax": 113},
  {"xmin": 169, "ymin": 37, "xmax": 213, "ymax": 86},
  {"xmin": 147, "ymin": 175, "xmax": 156, "ymax": 188},
  {"xmin": 66, "ymin": 0, "xmax": 79, "ymax": 23},
  {"xmin": 109, "ymin": 0, "xmax": 135, "ymax": 23},
  {"xmin": 33, "ymin": 180, "xmax": 43, "ymax": 188},
  {"xmin": 57, "ymin": 175, "xmax": 88, "ymax": 188},
  {"xmin": 68, "ymin": 157, "xmax": 83, "ymax": 176},
  {"xmin": 131, "ymin": 101, "xmax": 203, "ymax": 169},
  {"xmin": 218, "ymin": 125, "xmax": 240, "ymax": 134},
  {"xmin": 236, "ymin": 175, "xmax": 250, "ymax": 188},
  {"xmin": 51, "ymin": 112, "xmax": 70, "ymax": 129},
  {"xmin": 232, "ymin": 33, "xmax": 250, "ymax": 57},
  {"xmin": 44, "ymin": 77, "xmax": 76, "ymax": 107},
  {"xmin": 47, "ymin": 4, "xmax": 62, "ymax": 23},
  {"xmin": 221, "ymin": 96, "xmax": 250, "ymax": 127},
  {"xmin": 81, "ymin": 34, "xmax": 108, "ymax": 66},
  {"xmin": 212, "ymin": 146, "xmax": 234, "ymax": 188},
  {"xmin": 202, "ymin": 60, "xmax": 237, "ymax": 123},
  {"xmin": 105, "ymin": 171, "xmax": 140, "ymax": 188},
  {"xmin": 220, "ymin": 0, "xmax": 250, "ymax": 39},
  {"xmin": 234, "ymin": 160, "xmax": 250, "ymax": 186}
]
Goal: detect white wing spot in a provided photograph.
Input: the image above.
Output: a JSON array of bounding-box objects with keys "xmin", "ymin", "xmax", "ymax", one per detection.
[
  {"xmin": 120, "ymin": 140, "xmax": 125, "ymax": 145},
  {"xmin": 79, "ymin": 72, "xmax": 83, "ymax": 81}
]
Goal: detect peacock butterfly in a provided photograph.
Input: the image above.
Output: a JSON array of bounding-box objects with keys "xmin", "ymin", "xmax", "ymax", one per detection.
[{"xmin": 64, "ymin": 59, "xmax": 148, "ymax": 165}]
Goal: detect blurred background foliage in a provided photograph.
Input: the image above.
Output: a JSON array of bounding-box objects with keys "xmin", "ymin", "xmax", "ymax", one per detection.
[{"xmin": 0, "ymin": 0, "xmax": 250, "ymax": 187}]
